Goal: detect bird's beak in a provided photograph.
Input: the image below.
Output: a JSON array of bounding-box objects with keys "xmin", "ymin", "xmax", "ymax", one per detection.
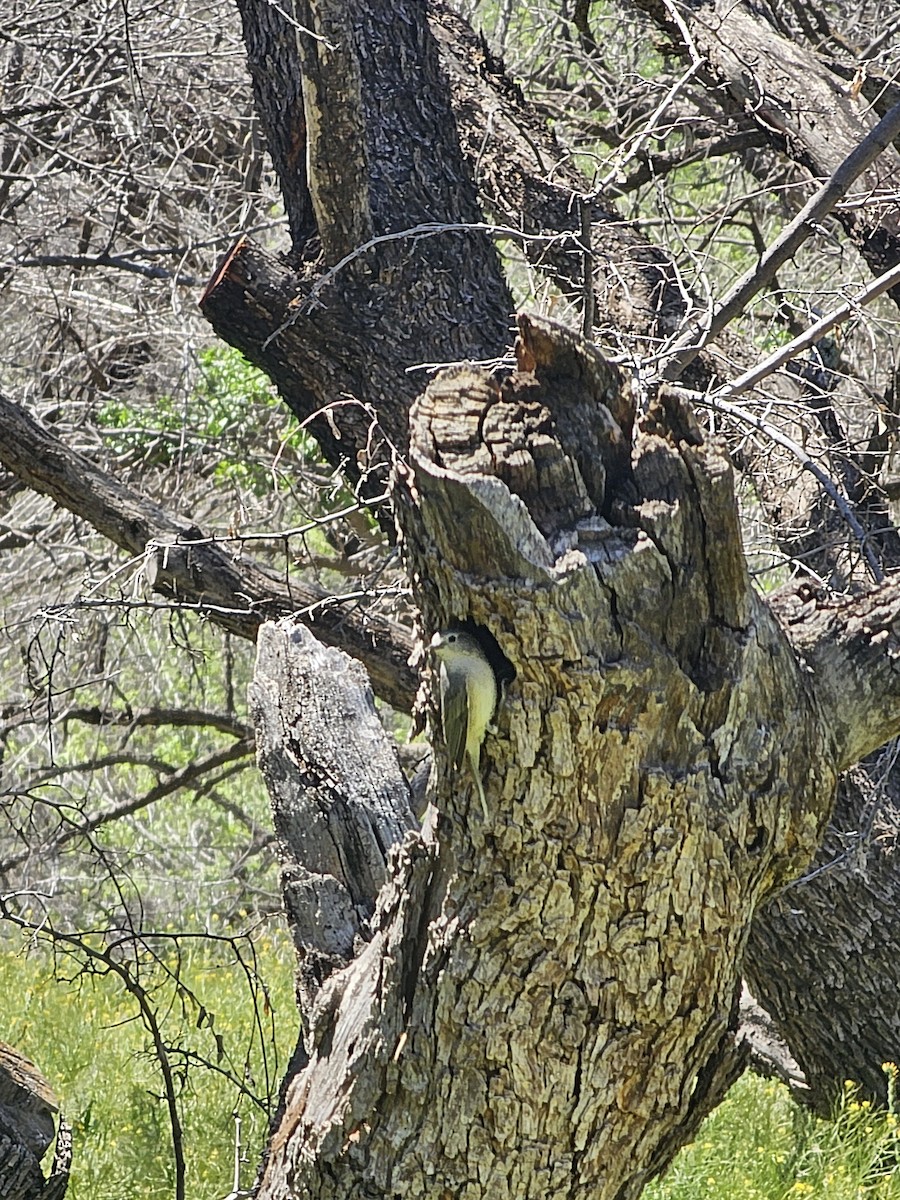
[{"xmin": 429, "ymin": 632, "xmax": 443, "ymax": 651}]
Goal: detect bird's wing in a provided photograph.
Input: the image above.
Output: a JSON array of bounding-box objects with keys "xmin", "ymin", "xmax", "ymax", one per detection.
[{"xmin": 441, "ymin": 668, "xmax": 469, "ymax": 771}]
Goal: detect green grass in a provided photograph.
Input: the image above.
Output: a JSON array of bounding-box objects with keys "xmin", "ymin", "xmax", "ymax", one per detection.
[
  {"xmin": 648, "ymin": 1070, "xmax": 900, "ymax": 1200},
  {"xmin": 5, "ymin": 938, "xmax": 900, "ymax": 1199},
  {"xmin": 1, "ymin": 929, "xmax": 297, "ymax": 1200}
]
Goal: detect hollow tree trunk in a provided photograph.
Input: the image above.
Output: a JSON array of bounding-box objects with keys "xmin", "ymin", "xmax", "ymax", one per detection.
[
  {"xmin": 198, "ymin": 0, "xmax": 900, "ymax": 1144},
  {"xmin": 243, "ymin": 313, "xmax": 900, "ymax": 1199}
]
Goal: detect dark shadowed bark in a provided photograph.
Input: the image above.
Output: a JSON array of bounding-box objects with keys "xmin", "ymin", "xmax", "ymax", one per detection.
[
  {"xmin": 204, "ymin": 0, "xmax": 513, "ymax": 497},
  {"xmin": 745, "ymin": 758, "xmax": 900, "ymax": 1114},
  {"xmin": 0, "ymin": 1042, "xmax": 69, "ymax": 1200},
  {"xmin": 235, "ymin": 0, "xmax": 315, "ymax": 248}
]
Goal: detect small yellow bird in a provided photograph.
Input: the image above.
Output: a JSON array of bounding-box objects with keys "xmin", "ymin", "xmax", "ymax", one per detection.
[{"xmin": 430, "ymin": 629, "xmax": 498, "ymax": 818}]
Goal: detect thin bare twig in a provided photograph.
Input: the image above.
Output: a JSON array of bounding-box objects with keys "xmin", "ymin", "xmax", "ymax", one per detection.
[
  {"xmin": 715, "ymin": 259, "xmax": 900, "ymax": 400},
  {"xmin": 7, "ymin": 252, "xmax": 201, "ymax": 286},
  {"xmin": 55, "ymin": 705, "xmax": 253, "ymax": 739},
  {"xmin": 680, "ymin": 388, "xmax": 885, "ymax": 582},
  {"xmin": 591, "ymin": 0, "xmax": 706, "ymax": 198},
  {"xmin": 660, "ymin": 99, "xmax": 900, "ymax": 378},
  {"xmin": 0, "ymin": 739, "xmax": 254, "ymax": 875}
]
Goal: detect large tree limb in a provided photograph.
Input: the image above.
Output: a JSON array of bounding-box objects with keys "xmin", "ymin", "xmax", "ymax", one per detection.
[
  {"xmin": 207, "ymin": 0, "xmax": 513, "ymax": 490},
  {"xmin": 745, "ymin": 760, "xmax": 900, "ymax": 1114},
  {"xmin": 429, "ymin": 4, "xmax": 691, "ymax": 346},
  {"xmin": 234, "ymin": 0, "xmax": 315, "ymax": 247},
  {"xmin": 277, "ymin": 0, "xmax": 372, "ymax": 262},
  {"xmin": 770, "ymin": 579, "xmax": 900, "ymax": 772},
  {"xmin": 0, "ymin": 392, "xmax": 416, "ymax": 712},
  {"xmin": 629, "ymin": 0, "xmax": 900, "ymax": 306}
]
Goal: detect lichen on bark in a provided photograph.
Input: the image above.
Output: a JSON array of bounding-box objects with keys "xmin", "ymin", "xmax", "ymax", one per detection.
[{"xmin": 257, "ymin": 314, "xmax": 838, "ymax": 1200}]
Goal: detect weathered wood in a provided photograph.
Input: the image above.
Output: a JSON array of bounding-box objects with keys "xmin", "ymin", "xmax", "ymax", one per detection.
[
  {"xmin": 769, "ymin": 579, "xmax": 900, "ymax": 772},
  {"xmin": 250, "ymin": 621, "xmax": 417, "ymax": 1015},
  {"xmin": 0, "ymin": 1044, "xmax": 66, "ymax": 1200},
  {"xmin": 255, "ymin": 315, "xmax": 865, "ymax": 1199},
  {"xmin": 212, "ymin": 0, "xmax": 900, "ymax": 1154}
]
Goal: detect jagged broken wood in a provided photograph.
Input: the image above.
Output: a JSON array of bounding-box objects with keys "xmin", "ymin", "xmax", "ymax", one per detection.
[{"xmin": 249, "ymin": 314, "xmax": 900, "ymax": 1199}]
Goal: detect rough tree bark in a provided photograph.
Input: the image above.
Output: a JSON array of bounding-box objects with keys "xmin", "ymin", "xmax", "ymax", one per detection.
[
  {"xmin": 204, "ymin": 0, "xmax": 900, "ymax": 1124},
  {"xmin": 1, "ymin": 0, "xmax": 900, "ymax": 1171},
  {"xmin": 248, "ymin": 313, "xmax": 900, "ymax": 1199},
  {"xmin": 0, "ymin": 1042, "xmax": 70, "ymax": 1200},
  {"xmin": 202, "ymin": 0, "xmax": 513, "ymax": 497},
  {"xmin": 744, "ymin": 757, "xmax": 900, "ymax": 1111},
  {"xmin": 620, "ymin": 0, "xmax": 900, "ymax": 1111}
]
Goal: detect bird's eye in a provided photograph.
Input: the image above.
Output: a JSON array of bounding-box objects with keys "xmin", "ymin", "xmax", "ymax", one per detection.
[{"xmin": 448, "ymin": 634, "xmax": 457, "ymax": 642}]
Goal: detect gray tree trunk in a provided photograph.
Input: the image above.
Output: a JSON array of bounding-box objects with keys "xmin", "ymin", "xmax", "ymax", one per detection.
[
  {"xmin": 744, "ymin": 755, "xmax": 900, "ymax": 1114},
  {"xmin": 246, "ymin": 313, "xmax": 900, "ymax": 1198},
  {"xmin": 198, "ymin": 0, "xmax": 900, "ymax": 1131}
]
